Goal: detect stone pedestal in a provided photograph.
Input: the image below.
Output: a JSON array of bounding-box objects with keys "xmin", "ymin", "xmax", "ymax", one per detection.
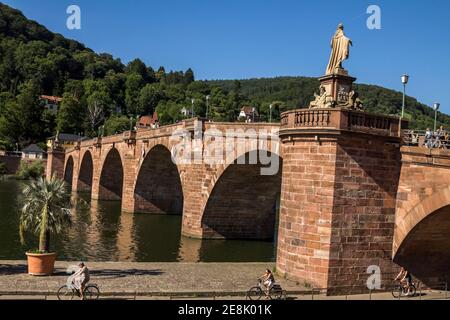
[{"xmin": 318, "ymin": 70, "xmax": 356, "ymax": 106}]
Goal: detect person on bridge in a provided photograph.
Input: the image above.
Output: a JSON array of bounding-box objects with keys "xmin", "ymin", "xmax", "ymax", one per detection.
[{"xmin": 424, "ymin": 128, "xmax": 433, "ymax": 148}]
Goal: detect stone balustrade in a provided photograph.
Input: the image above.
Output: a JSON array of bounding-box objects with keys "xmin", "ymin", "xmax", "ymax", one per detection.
[{"xmin": 280, "ymin": 108, "xmax": 408, "ymax": 138}]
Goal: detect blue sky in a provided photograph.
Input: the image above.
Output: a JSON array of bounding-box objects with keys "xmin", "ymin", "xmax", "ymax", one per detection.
[{"xmin": 3, "ymin": 0, "xmax": 450, "ymax": 114}]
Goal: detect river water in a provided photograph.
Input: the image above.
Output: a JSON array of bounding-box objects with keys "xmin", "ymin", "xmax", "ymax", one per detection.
[{"xmin": 0, "ymin": 179, "xmax": 275, "ymax": 262}]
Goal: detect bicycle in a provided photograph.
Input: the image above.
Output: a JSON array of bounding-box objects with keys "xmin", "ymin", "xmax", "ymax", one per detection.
[
  {"xmin": 57, "ymin": 283, "xmax": 100, "ymax": 300},
  {"xmin": 391, "ymin": 280, "xmax": 416, "ymax": 298},
  {"xmin": 246, "ymin": 279, "xmax": 286, "ymax": 300}
]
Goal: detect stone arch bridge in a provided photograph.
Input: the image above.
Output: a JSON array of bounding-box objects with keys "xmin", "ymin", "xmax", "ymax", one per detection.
[{"xmin": 47, "ymin": 111, "xmax": 450, "ymax": 292}]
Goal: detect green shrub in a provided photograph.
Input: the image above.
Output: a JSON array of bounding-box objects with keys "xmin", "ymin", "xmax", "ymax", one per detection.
[{"xmin": 16, "ymin": 161, "xmax": 45, "ymax": 180}]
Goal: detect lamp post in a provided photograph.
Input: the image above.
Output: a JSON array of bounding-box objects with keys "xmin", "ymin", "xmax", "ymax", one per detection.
[
  {"xmin": 401, "ymin": 74, "xmax": 409, "ymax": 118},
  {"xmin": 398, "ymin": 74, "xmax": 409, "ymax": 136},
  {"xmin": 433, "ymin": 102, "xmax": 440, "ymax": 132},
  {"xmin": 269, "ymin": 104, "xmax": 273, "ymax": 123},
  {"xmin": 206, "ymin": 95, "xmax": 210, "ymax": 119},
  {"xmin": 191, "ymin": 99, "xmax": 195, "ymax": 117}
]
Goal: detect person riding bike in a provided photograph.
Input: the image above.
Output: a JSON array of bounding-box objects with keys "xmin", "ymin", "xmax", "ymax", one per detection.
[
  {"xmin": 395, "ymin": 267, "xmax": 413, "ymax": 296},
  {"xmin": 68, "ymin": 262, "xmax": 91, "ymax": 300},
  {"xmin": 259, "ymin": 269, "xmax": 275, "ymax": 299}
]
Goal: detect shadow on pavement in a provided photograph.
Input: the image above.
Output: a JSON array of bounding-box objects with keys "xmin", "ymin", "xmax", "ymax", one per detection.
[
  {"xmin": 0, "ymin": 264, "xmax": 164, "ymax": 279},
  {"xmin": 54, "ymin": 268, "xmax": 164, "ymax": 279},
  {"xmin": 0, "ymin": 264, "xmax": 27, "ymax": 275}
]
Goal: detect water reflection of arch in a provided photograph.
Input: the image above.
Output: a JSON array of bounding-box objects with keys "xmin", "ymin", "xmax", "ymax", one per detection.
[
  {"xmin": 201, "ymin": 149, "xmax": 282, "ymax": 240},
  {"xmin": 131, "ymin": 213, "xmax": 182, "ymax": 261}
]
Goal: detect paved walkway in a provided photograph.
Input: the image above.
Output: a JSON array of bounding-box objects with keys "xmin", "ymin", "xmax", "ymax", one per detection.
[
  {"xmin": 1, "ymin": 261, "xmax": 448, "ymax": 300},
  {"xmin": 0, "ymin": 260, "xmax": 306, "ymax": 297}
]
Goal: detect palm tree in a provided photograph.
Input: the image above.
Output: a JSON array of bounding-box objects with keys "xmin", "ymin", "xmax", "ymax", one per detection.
[{"xmin": 19, "ymin": 175, "xmax": 72, "ymax": 253}]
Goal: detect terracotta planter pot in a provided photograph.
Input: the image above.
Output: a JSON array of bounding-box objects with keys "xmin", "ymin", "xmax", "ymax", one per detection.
[{"xmin": 26, "ymin": 252, "xmax": 56, "ymax": 276}]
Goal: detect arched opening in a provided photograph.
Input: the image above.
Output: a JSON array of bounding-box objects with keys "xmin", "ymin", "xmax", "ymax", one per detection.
[
  {"xmin": 64, "ymin": 156, "xmax": 74, "ymax": 191},
  {"xmin": 201, "ymin": 151, "xmax": 282, "ymax": 240},
  {"xmin": 134, "ymin": 145, "xmax": 183, "ymax": 214},
  {"xmin": 77, "ymin": 151, "xmax": 93, "ymax": 193},
  {"xmin": 98, "ymin": 148, "xmax": 124, "ymax": 201},
  {"xmin": 394, "ymin": 205, "xmax": 450, "ymax": 285}
]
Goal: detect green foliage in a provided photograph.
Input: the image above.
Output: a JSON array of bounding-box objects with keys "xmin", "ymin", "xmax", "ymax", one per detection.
[
  {"xmin": 56, "ymin": 93, "xmax": 85, "ymax": 134},
  {"xmin": 156, "ymin": 100, "xmax": 184, "ymax": 125},
  {"xmin": 139, "ymin": 84, "xmax": 164, "ymax": 115},
  {"xmin": 104, "ymin": 114, "xmax": 131, "ymax": 135},
  {"xmin": 16, "ymin": 160, "xmax": 45, "ymax": 180},
  {"xmin": 19, "ymin": 175, "xmax": 72, "ymax": 252}
]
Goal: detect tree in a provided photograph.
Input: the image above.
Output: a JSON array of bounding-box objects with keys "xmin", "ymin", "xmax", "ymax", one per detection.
[
  {"xmin": 155, "ymin": 66, "xmax": 166, "ymax": 82},
  {"xmin": 104, "ymin": 114, "xmax": 131, "ymax": 135},
  {"xmin": 86, "ymin": 92, "xmax": 106, "ymax": 135},
  {"xmin": 56, "ymin": 93, "xmax": 85, "ymax": 134},
  {"xmin": 126, "ymin": 58, "xmax": 149, "ymax": 80},
  {"xmin": 156, "ymin": 100, "xmax": 182, "ymax": 125},
  {"xmin": 19, "ymin": 175, "xmax": 72, "ymax": 253},
  {"xmin": 138, "ymin": 84, "xmax": 163, "ymax": 115},
  {"xmin": 184, "ymin": 68, "xmax": 195, "ymax": 84},
  {"xmin": 125, "ymin": 73, "xmax": 144, "ymax": 115},
  {"xmin": 0, "ymin": 81, "xmax": 45, "ymax": 147}
]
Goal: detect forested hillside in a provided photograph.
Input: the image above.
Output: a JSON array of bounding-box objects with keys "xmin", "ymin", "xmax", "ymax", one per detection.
[{"xmin": 0, "ymin": 3, "xmax": 448, "ymax": 151}]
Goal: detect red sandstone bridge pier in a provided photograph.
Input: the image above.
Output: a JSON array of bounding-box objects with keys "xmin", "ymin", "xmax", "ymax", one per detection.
[{"xmin": 46, "ymin": 109, "xmax": 450, "ymax": 293}]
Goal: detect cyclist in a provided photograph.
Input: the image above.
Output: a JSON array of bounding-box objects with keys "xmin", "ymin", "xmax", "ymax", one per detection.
[
  {"xmin": 259, "ymin": 269, "xmax": 275, "ymax": 299},
  {"xmin": 395, "ymin": 267, "xmax": 413, "ymax": 296},
  {"xmin": 70, "ymin": 262, "xmax": 91, "ymax": 300}
]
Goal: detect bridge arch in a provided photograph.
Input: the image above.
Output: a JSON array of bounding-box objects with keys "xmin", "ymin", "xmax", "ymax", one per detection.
[
  {"xmin": 201, "ymin": 149, "xmax": 282, "ymax": 239},
  {"xmin": 77, "ymin": 150, "xmax": 94, "ymax": 193},
  {"xmin": 63, "ymin": 156, "xmax": 74, "ymax": 190},
  {"xmin": 98, "ymin": 147, "xmax": 124, "ymax": 201},
  {"xmin": 394, "ymin": 186, "xmax": 450, "ymax": 283},
  {"xmin": 133, "ymin": 144, "xmax": 183, "ymax": 214}
]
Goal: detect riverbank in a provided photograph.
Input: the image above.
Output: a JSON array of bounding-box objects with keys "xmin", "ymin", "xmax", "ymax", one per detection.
[{"xmin": 0, "ymin": 260, "xmax": 307, "ymax": 297}]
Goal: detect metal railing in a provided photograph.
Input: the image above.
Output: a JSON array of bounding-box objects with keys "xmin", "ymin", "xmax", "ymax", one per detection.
[{"xmin": 403, "ymin": 129, "xmax": 450, "ymax": 149}]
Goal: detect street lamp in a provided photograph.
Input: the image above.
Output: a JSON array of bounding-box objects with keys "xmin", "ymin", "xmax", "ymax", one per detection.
[
  {"xmin": 401, "ymin": 74, "xmax": 409, "ymax": 118},
  {"xmin": 191, "ymin": 99, "xmax": 195, "ymax": 117},
  {"xmin": 269, "ymin": 104, "xmax": 273, "ymax": 123},
  {"xmin": 433, "ymin": 102, "xmax": 440, "ymax": 132},
  {"xmin": 206, "ymin": 95, "xmax": 210, "ymax": 119}
]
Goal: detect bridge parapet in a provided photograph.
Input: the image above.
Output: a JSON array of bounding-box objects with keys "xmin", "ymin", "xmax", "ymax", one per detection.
[
  {"xmin": 280, "ymin": 108, "xmax": 407, "ymax": 139},
  {"xmin": 401, "ymin": 146, "xmax": 450, "ymax": 167}
]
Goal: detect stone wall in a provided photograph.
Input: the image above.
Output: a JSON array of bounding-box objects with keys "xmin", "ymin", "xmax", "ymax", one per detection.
[
  {"xmin": 276, "ymin": 138, "xmax": 337, "ymax": 288},
  {"xmin": 327, "ymin": 134, "xmax": 400, "ymax": 292}
]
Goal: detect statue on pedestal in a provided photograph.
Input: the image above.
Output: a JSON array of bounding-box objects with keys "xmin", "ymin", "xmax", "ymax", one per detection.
[
  {"xmin": 308, "ymin": 24, "xmax": 364, "ymax": 111},
  {"xmin": 326, "ymin": 23, "xmax": 352, "ymax": 75}
]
